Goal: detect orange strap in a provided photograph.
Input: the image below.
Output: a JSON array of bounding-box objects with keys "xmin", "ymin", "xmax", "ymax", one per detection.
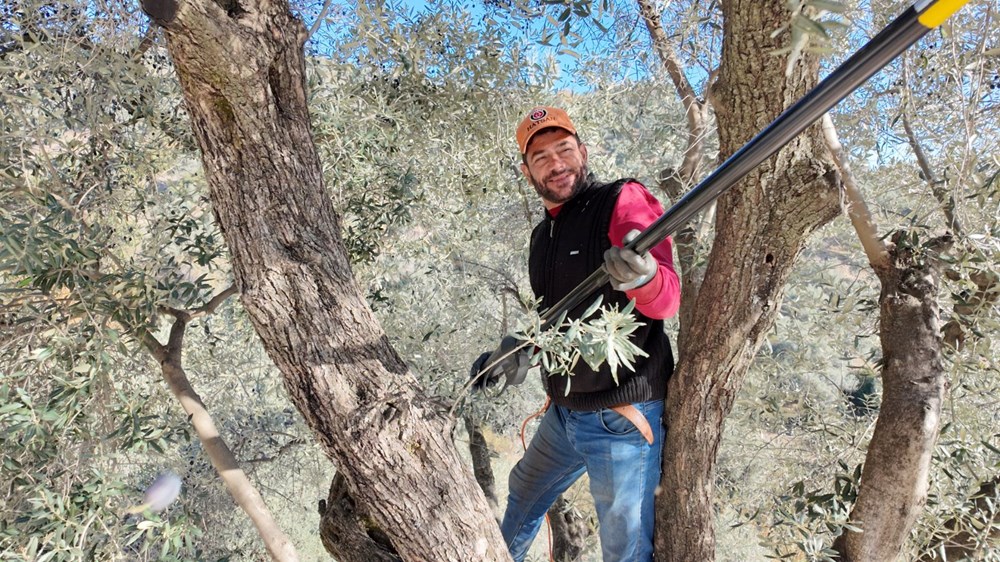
[{"xmin": 610, "ymin": 403, "xmax": 655, "ymax": 445}]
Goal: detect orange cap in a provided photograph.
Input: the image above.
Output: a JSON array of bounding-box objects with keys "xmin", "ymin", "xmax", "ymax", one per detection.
[{"xmin": 516, "ymin": 106, "xmax": 577, "ymax": 154}]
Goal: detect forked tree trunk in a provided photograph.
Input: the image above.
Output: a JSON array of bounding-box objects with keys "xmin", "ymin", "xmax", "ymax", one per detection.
[
  {"xmin": 834, "ymin": 234, "xmax": 949, "ymax": 561},
  {"xmin": 146, "ymin": 0, "xmax": 509, "ymax": 559},
  {"xmin": 654, "ymin": 0, "xmax": 841, "ymax": 559},
  {"xmin": 824, "ymin": 114, "xmax": 951, "ymax": 561}
]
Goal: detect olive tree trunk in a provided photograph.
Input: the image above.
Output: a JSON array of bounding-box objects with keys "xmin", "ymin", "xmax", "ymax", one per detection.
[
  {"xmin": 144, "ymin": 0, "xmax": 510, "ymax": 559},
  {"xmin": 654, "ymin": 0, "xmax": 842, "ymax": 559},
  {"xmin": 824, "ymin": 113, "xmax": 951, "ymax": 561},
  {"xmin": 835, "ymin": 233, "xmax": 949, "ymax": 561}
]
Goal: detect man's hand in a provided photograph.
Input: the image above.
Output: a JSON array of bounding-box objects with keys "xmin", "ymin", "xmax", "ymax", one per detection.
[
  {"xmin": 604, "ymin": 229, "xmax": 657, "ymax": 291},
  {"xmin": 469, "ymin": 335, "xmax": 531, "ymax": 391}
]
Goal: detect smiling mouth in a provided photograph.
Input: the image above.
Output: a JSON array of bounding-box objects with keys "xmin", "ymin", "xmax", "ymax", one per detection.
[{"xmin": 548, "ymin": 171, "xmax": 572, "ymax": 185}]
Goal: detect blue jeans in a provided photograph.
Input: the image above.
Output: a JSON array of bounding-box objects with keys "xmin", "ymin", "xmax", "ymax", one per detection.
[{"xmin": 500, "ymin": 399, "xmax": 665, "ymax": 562}]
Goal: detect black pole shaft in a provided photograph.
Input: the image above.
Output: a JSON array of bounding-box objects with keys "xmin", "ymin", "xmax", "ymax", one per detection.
[{"xmin": 539, "ymin": 5, "xmax": 932, "ymax": 329}]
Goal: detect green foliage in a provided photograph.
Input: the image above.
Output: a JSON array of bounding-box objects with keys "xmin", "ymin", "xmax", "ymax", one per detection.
[
  {"xmin": 518, "ymin": 296, "xmax": 648, "ymax": 393},
  {"xmin": 0, "ymin": 322, "xmax": 200, "ymax": 560},
  {"xmin": 758, "ymin": 461, "xmax": 861, "ymax": 560},
  {"xmin": 0, "ymin": 0, "xmax": 326, "ymax": 557},
  {"xmin": 771, "ymin": 0, "xmax": 850, "ymax": 75}
]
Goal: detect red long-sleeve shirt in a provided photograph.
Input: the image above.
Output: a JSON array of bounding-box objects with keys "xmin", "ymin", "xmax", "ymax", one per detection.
[{"xmin": 549, "ymin": 181, "xmax": 680, "ymax": 320}]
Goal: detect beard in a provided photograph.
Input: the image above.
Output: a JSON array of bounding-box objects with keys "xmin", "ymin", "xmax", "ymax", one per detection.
[{"xmin": 528, "ymin": 163, "xmax": 590, "ymax": 205}]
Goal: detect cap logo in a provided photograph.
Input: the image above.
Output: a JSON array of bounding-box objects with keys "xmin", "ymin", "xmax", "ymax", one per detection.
[{"xmin": 529, "ymin": 108, "xmax": 548, "ymax": 121}]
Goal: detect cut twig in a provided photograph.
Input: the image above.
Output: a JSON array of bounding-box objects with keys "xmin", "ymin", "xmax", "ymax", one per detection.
[{"xmin": 821, "ymin": 113, "xmax": 890, "ymax": 269}]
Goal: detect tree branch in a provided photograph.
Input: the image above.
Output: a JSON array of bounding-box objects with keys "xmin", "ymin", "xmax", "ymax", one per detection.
[
  {"xmin": 192, "ymin": 284, "xmax": 238, "ymax": 318},
  {"xmin": 139, "ymin": 329, "xmax": 168, "ymax": 363},
  {"xmin": 159, "ymin": 285, "xmax": 238, "ymax": 322},
  {"xmin": 307, "ymin": 0, "xmax": 333, "ymax": 39},
  {"xmin": 638, "ymin": 0, "xmax": 713, "ymax": 333},
  {"xmin": 637, "ymin": 0, "xmax": 709, "ymax": 187},
  {"xmin": 900, "ymin": 61, "xmax": 963, "ymax": 235},
  {"xmin": 820, "ymin": 114, "xmax": 890, "ymax": 269},
  {"xmin": 456, "ymin": 259, "xmax": 521, "ymax": 308},
  {"xmin": 133, "ymin": 26, "xmax": 159, "ymax": 60},
  {"xmin": 244, "ymin": 438, "xmax": 306, "ymax": 465},
  {"xmin": 138, "ymin": 286, "xmax": 298, "ymax": 561}
]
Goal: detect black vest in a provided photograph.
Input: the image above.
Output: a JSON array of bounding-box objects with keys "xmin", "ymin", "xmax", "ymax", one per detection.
[{"xmin": 529, "ymin": 178, "xmax": 674, "ymax": 410}]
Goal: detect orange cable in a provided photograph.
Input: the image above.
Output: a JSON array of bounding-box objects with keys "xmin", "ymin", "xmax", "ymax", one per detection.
[{"xmin": 519, "ymin": 397, "xmax": 554, "ymax": 562}]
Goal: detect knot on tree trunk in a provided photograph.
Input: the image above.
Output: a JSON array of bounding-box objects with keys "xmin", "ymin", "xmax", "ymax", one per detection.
[
  {"xmin": 140, "ymin": 0, "xmax": 178, "ymax": 26},
  {"xmin": 880, "ymin": 231, "xmax": 953, "ymax": 295},
  {"xmin": 319, "ymin": 472, "xmax": 401, "ymax": 562},
  {"xmin": 780, "ymin": 157, "xmax": 842, "ymax": 223},
  {"xmin": 347, "ymin": 390, "xmax": 451, "ymax": 446}
]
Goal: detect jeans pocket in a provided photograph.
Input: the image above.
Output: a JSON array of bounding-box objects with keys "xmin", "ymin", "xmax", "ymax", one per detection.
[{"xmin": 597, "ymin": 408, "xmax": 638, "ymax": 436}]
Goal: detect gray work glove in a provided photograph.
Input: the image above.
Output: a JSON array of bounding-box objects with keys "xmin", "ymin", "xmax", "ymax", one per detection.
[
  {"xmin": 604, "ymin": 229, "xmax": 657, "ymax": 291},
  {"xmin": 469, "ymin": 335, "xmax": 531, "ymax": 391}
]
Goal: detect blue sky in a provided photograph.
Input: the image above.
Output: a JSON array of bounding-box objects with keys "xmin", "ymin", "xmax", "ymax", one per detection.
[{"xmin": 301, "ymin": 0, "xmax": 639, "ymax": 92}]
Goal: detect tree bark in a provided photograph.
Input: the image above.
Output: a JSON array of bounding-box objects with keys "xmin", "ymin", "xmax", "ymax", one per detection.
[
  {"xmin": 655, "ymin": 1, "xmax": 841, "ymax": 560},
  {"xmin": 147, "ymin": 0, "xmax": 510, "ymax": 559},
  {"xmin": 548, "ymin": 495, "xmax": 592, "ymax": 562},
  {"xmin": 465, "ymin": 414, "xmax": 500, "ymax": 518},
  {"xmin": 835, "ymin": 233, "xmax": 949, "ymax": 561}
]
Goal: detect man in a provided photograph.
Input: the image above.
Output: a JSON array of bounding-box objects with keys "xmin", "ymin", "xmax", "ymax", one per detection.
[{"xmin": 473, "ymin": 106, "xmax": 681, "ymax": 562}]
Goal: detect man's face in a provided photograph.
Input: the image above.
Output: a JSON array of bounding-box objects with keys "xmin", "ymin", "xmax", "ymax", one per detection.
[{"xmin": 520, "ymin": 129, "xmax": 589, "ymax": 209}]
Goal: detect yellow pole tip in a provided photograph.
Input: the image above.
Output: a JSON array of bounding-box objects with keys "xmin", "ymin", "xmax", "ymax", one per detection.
[{"xmin": 917, "ymin": 0, "xmax": 970, "ymax": 28}]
